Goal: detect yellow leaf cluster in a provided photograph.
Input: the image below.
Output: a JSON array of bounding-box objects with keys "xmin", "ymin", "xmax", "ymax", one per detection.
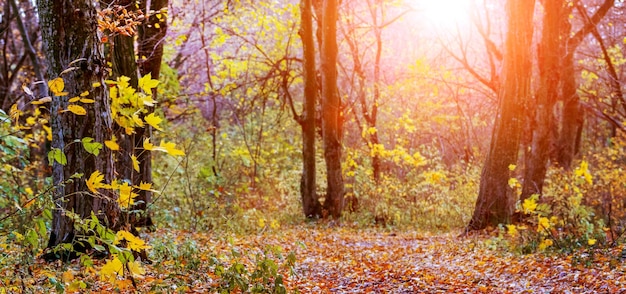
[
  {"xmin": 537, "ymin": 216, "xmax": 550, "ymax": 233},
  {"xmin": 574, "ymin": 160, "xmax": 593, "ymax": 185},
  {"xmin": 114, "ymin": 230, "xmax": 151, "ymax": 251},
  {"xmin": 521, "ymin": 197, "xmax": 538, "ymax": 214},
  {"xmin": 538, "ymin": 239, "xmax": 553, "ymax": 251},
  {"xmin": 107, "ymin": 75, "xmax": 160, "ymax": 135}
]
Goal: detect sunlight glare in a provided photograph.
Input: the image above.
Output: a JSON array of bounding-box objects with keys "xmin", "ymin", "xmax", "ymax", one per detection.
[{"xmin": 408, "ymin": 0, "xmax": 472, "ymax": 31}]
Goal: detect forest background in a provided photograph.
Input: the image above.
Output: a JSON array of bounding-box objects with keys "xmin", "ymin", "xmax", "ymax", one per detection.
[{"xmin": 1, "ymin": 0, "xmax": 626, "ymax": 292}]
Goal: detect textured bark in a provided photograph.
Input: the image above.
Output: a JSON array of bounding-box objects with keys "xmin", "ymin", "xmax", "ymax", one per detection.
[
  {"xmin": 106, "ymin": 0, "xmax": 140, "ymax": 191},
  {"xmin": 321, "ymin": 0, "xmax": 344, "ymax": 218},
  {"xmin": 556, "ymin": 0, "xmax": 614, "ymax": 169},
  {"xmin": 521, "ymin": 0, "xmax": 566, "ymax": 199},
  {"xmin": 38, "ymin": 0, "xmax": 119, "ymax": 251},
  {"xmin": 133, "ymin": 0, "xmax": 169, "ymax": 227},
  {"xmin": 468, "ymin": 0, "xmax": 535, "ymax": 230},
  {"xmin": 300, "ymin": 0, "xmax": 322, "ymax": 218}
]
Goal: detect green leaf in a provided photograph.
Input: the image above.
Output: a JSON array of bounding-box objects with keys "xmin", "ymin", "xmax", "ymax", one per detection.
[
  {"xmin": 48, "ymin": 148, "xmax": 67, "ymax": 166},
  {"xmin": 93, "ymin": 244, "xmax": 106, "ymax": 252},
  {"xmin": 25, "ymin": 229, "xmax": 38, "ymax": 248},
  {"xmin": 81, "ymin": 137, "xmax": 103, "ymax": 156}
]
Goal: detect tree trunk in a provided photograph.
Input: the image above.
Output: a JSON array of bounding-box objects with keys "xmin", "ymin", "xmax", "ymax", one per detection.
[
  {"xmin": 300, "ymin": 0, "xmax": 322, "ymax": 218},
  {"xmin": 133, "ymin": 0, "xmax": 169, "ymax": 227},
  {"xmin": 38, "ymin": 0, "xmax": 119, "ymax": 252},
  {"xmin": 321, "ymin": 0, "xmax": 344, "ymax": 218},
  {"xmin": 555, "ymin": 0, "xmax": 613, "ymax": 169},
  {"xmin": 467, "ymin": 0, "xmax": 535, "ymax": 230},
  {"xmin": 556, "ymin": 51, "xmax": 583, "ymax": 170},
  {"xmin": 521, "ymin": 0, "xmax": 565, "ymax": 199}
]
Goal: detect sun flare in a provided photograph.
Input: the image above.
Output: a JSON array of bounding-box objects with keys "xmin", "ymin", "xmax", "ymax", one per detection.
[{"xmin": 407, "ymin": 0, "xmax": 472, "ymax": 31}]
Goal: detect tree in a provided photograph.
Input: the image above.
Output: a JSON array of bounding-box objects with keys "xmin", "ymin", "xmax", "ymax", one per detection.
[
  {"xmin": 37, "ymin": 0, "xmax": 119, "ymax": 253},
  {"xmin": 467, "ymin": 0, "xmax": 535, "ymax": 230},
  {"xmin": 299, "ymin": 0, "xmax": 323, "ymax": 218},
  {"xmin": 340, "ymin": 0, "xmax": 406, "ymax": 183},
  {"xmin": 521, "ymin": 0, "xmax": 567, "ymax": 199},
  {"xmin": 134, "ymin": 0, "xmax": 169, "ymax": 227},
  {"xmin": 556, "ymin": 0, "xmax": 613, "ymax": 169},
  {"xmin": 321, "ymin": 0, "xmax": 344, "ymax": 218}
]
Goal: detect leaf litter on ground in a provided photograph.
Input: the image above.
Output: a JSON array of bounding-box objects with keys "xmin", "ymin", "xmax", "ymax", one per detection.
[{"xmin": 10, "ymin": 225, "xmax": 626, "ymax": 293}]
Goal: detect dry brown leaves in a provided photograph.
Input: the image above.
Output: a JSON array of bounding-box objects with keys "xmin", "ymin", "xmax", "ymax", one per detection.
[{"xmin": 12, "ymin": 226, "xmax": 626, "ymax": 293}]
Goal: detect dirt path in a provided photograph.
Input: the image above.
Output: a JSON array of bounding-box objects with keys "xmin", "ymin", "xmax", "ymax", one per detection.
[
  {"xmin": 20, "ymin": 226, "xmax": 626, "ymax": 292},
  {"xmin": 271, "ymin": 227, "xmax": 626, "ymax": 293}
]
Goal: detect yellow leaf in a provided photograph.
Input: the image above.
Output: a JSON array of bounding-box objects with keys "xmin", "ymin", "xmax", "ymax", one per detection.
[
  {"xmin": 114, "ymin": 230, "xmax": 151, "ymax": 251},
  {"xmin": 105, "ymin": 136, "xmax": 119, "ymax": 151},
  {"xmin": 43, "ymin": 125, "xmax": 52, "ymax": 141},
  {"xmin": 128, "ymin": 260, "xmax": 146, "ymax": 277},
  {"xmin": 588, "ymin": 238, "xmax": 597, "ymax": 246},
  {"xmin": 86, "ymin": 171, "xmax": 105, "ymax": 194},
  {"xmin": 575, "ymin": 160, "xmax": 593, "ymax": 185},
  {"xmin": 258, "ymin": 218, "xmax": 266, "ymax": 228},
  {"xmin": 506, "ymin": 224, "xmax": 518, "ymax": 237},
  {"xmin": 80, "ymin": 91, "xmax": 89, "ymax": 97},
  {"xmin": 522, "ymin": 197, "xmax": 538, "ymax": 214},
  {"xmin": 144, "ymin": 113, "xmax": 163, "ymax": 131},
  {"xmin": 538, "ymin": 239, "xmax": 553, "ymax": 251},
  {"xmin": 138, "ymin": 73, "xmax": 159, "ymax": 94},
  {"xmin": 159, "ymin": 140, "xmax": 185, "ymax": 156},
  {"xmin": 23, "ymin": 198, "xmax": 35, "ymax": 209},
  {"xmin": 537, "ymin": 216, "xmax": 550, "ymax": 232},
  {"xmin": 62, "ymin": 270, "xmax": 74, "ymax": 284},
  {"xmin": 48, "ymin": 78, "xmax": 66, "ymax": 96},
  {"xmin": 131, "ymin": 154, "xmax": 140, "ymax": 172},
  {"xmin": 118, "ymin": 182, "xmax": 138, "ymax": 209},
  {"xmin": 32, "ymin": 97, "xmax": 52, "ymax": 105},
  {"xmin": 131, "ymin": 113, "xmax": 144, "ymax": 128},
  {"xmin": 80, "ymin": 98, "xmax": 95, "ymax": 104},
  {"xmin": 270, "ymin": 219, "xmax": 280, "ymax": 230},
  {"xmin": 135, "ymin": 182, "xmax": 153, "ymax": 191},
  {"xmin": 508, "ymin": 164, "xmax": 516, "ymax": 171},
  {"xmin": 100, "ymin": 256, "xmax": 123, "ymax": 282},
  {"xmin": 92, "ymin": 82, "xmax": 102, "ymax": 88},
  {"xmin": 69, "ymin": 97, "xmax": 80, "ymax": 103},
  {"xmin": 154, "ymin": 23, "xmax": 160, "ymax": 29},
  {"xmin": 143, "ymin": 138, "xmax": 164, "ymax": 152},
  {"xmin": 67, "ymin": 105, "xmax": 87, "ymax": 115}
]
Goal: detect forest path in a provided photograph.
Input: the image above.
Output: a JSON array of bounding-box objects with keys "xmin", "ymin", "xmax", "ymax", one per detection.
[
  {"xmin": 264, "ymin": 226, "xmax": 625, "ymax": 293},
  {"xmin": 27, "ymin": 226, "xmax": 626, "ymax": 292}
]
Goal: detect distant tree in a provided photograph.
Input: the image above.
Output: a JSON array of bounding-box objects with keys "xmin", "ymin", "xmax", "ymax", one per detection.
[
  {"xmin": 37, "ymin": 0, "xmax": 120, "ymax": 254},
  {"xmin": 467, "ymin": 0, "xmax": 535, "ymax": 230},
  {"xmin": 556, "ymin": 0, "xmax": 613, "ymax": 169},
  {"xmin": 321, "ymin": 0, "xmax": 344, "ymax": 218},
  {"xmin": 298, "ymin": 0, "xmax": 323, "ymax": 218},
  {"xmin": 521, "ymin": 0, "xmax": 567, "ymax": 200}
]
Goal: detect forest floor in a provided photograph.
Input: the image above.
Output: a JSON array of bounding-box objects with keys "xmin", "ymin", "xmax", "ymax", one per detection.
[{"xmin": 14, "ymin": 225, "xmax": 626, "ymax": 293}]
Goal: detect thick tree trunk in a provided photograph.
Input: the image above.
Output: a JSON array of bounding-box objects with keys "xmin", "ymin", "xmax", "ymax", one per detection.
[
  {"xmin": 300, "ymin": 0, "xmax": 322, "ymax": 218},
  {"xmin": 521, "ymin": 0, "xmax": 565, "ymax": 199},
  {"xmin": 467, "ymin": 0, "xmax": 535, "ymax": 230},
  {"xmin": 38, "ymin": 0, "xmax": 119, "ymax": 252},
  {"xmin": 321, "ymin": 0, "xmax": 344, "ymax": 218}
]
